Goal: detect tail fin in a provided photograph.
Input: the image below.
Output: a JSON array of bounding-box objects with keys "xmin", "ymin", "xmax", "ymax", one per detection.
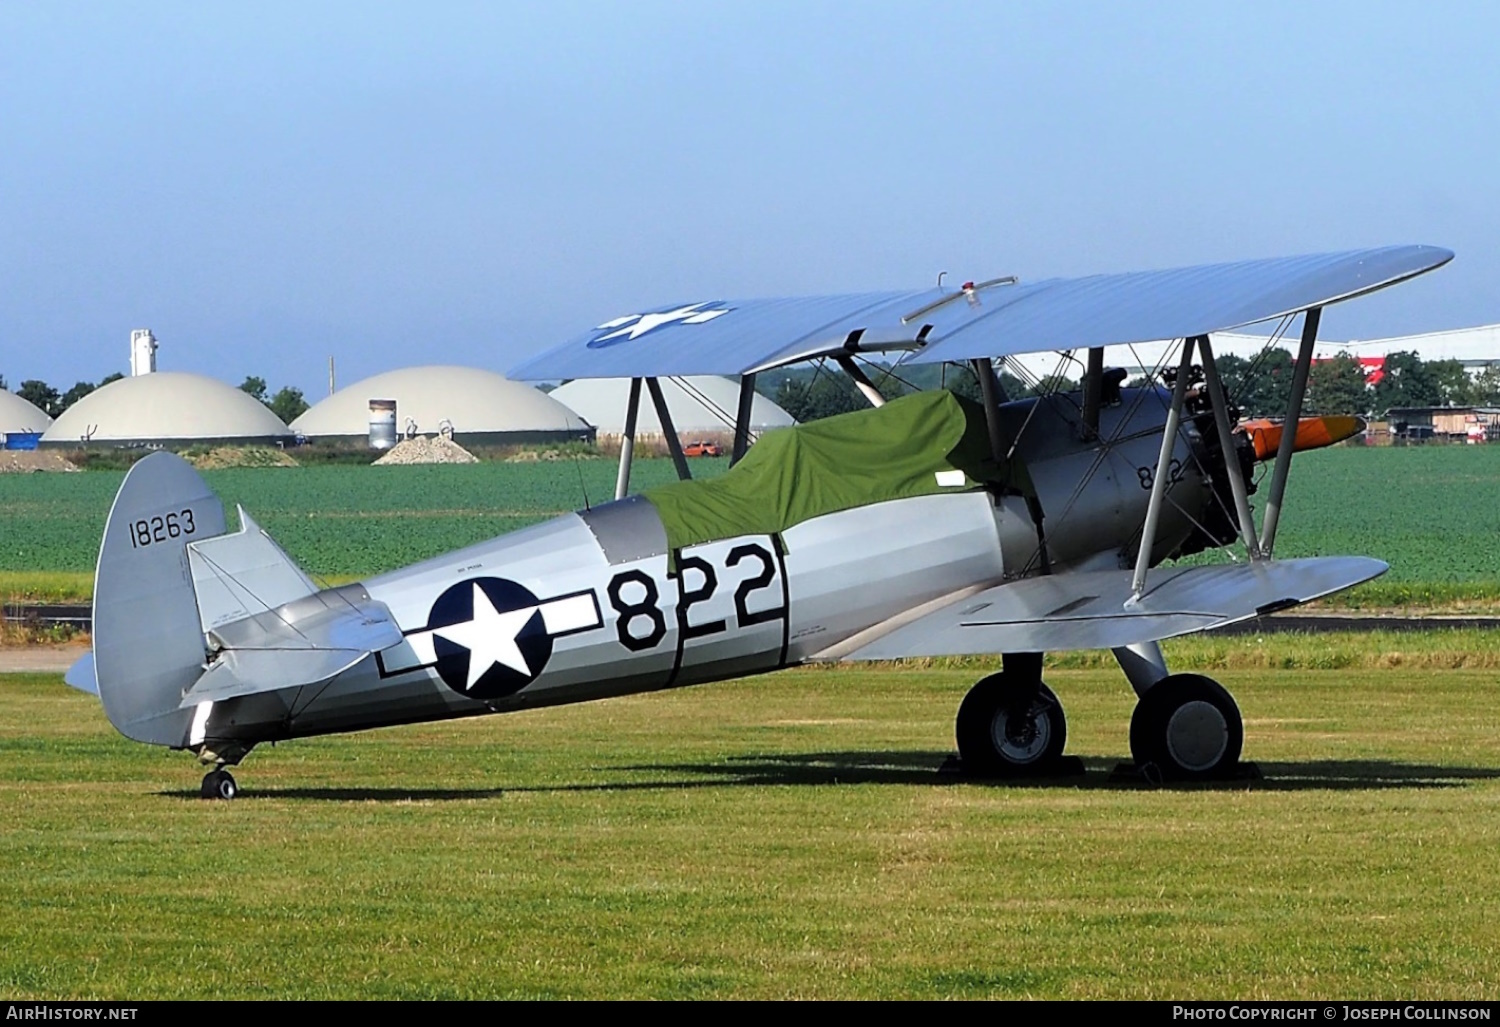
[
  {"xmin": 91, "ymin": 452, "xmax": 404, "ymax": 752},
  {"xmin": 91, "ymin": 452, "xmax": 228, "ymax": 747}
]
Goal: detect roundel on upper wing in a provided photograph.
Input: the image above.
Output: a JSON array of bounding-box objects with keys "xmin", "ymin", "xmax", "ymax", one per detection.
[
  {"xmin": 586, "ymin": 302, "xmax": 733, "ymax": 348},
  {"xmin": 425, "ymin": 577, "xmax": 554, "ymax": 700}
]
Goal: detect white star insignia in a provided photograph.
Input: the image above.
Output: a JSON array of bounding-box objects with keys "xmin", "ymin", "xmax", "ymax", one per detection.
[
  {"xmin": 433, "ymin": 583, "xmax": 538, "ymax": 690},
  {"xmin": 593, "ymin": 302, "xmax": 730, "ymax": 342}
]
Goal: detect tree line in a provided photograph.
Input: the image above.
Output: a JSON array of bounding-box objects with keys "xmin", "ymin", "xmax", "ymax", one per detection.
[
  {"xmin": 236, "ymin": 377, "xmax": 310, "ymax": 425},
  {"xmin": 0, "ymin": 371, "xmax": 310, "ymax": 425},
  {"xmin": 1205, "ymin": 350, "xmax": 1499, "ymax": 418},
  {"xmin": 765, "ymin": 351, "xmax": 1500, "ymax": 423},
  {"xmin": 0, "ymin": 373, "xmax": 125, "ymax": 419}
]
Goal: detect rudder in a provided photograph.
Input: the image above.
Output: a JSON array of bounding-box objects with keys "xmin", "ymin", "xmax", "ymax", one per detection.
[{"xmin": 92, "ymin": 452, "xmax": 227, "ymax": 747}]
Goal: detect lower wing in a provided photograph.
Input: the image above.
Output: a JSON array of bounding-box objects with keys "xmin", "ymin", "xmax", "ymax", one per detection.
[{"xmin": 827, "ymin": 556, "xmax": 1385, "ymax": 660}]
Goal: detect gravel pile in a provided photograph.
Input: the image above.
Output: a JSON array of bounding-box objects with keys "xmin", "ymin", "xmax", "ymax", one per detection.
[
  {"xmin": 373, "ymin": 436, "xmax": 479, "ymax": 465},
  {"xmin": 0, "ymin": 451, "xmax": 79, "ymax": 473}
]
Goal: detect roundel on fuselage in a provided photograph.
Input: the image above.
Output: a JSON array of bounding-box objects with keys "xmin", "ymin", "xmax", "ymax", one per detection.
[{"xmin": 425, "ymin": 577, "xmax": 554, "ymax": 700}]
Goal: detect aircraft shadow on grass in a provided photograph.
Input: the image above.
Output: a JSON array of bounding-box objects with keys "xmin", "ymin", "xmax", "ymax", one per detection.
[
  {"xmin": 157, "ymin": 752, "xmax": 1500, "ymax": 802},
  {"xmin": 616, "ymin": 752, "xmax": 1500, "ymax": 792}
]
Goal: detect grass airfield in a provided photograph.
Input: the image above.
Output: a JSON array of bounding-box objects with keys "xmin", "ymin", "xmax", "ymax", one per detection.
[{"xmin": 3, "ymin": 634, "xmax": 1499, "ymax": 999}]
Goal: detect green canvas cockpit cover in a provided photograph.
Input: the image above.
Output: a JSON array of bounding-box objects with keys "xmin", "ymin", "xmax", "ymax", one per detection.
[{"xmin": 644, "ymin": 389, "xmax": 1027, "ymax": 554}]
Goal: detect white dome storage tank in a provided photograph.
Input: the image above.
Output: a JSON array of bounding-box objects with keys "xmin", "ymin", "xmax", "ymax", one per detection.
[
  {"xmin": 291, "ymin": 366, "xmax": 593, "ymax": 445},
  {"xmin": 41, "ymin": 373, "xmax": 293, "ymax": 447},
  {"xmin": 1, "ymin": 389, "xmax": 53, "ymax": 445}
]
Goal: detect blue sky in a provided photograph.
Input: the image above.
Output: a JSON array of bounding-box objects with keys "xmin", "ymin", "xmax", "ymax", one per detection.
[{"xmin": 2, "ymin": 1, "xmax": 1496, "ymax": 397}]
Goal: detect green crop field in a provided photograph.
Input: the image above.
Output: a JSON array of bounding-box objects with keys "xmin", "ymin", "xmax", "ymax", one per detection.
[
  {"xmin": 3, "ymin": 631, "xmax": 1499, "ymax": 999},
  {"xmin": 1243, "ymin": 443, "xmax": 1500, "ymax": 585},
  {"xmin": 1, "ymin": 445, "xmax": 1497, "ymax": 602},
  {"xmin": 0, "ymin": 457, "xmax": 721, "ymax": 598}
]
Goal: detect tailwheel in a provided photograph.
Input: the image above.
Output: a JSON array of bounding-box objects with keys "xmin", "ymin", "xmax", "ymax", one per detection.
[
  {"xmin": 956, "ymin": 673, "xmax": 1067, "ymax": 777},
  {"xmin": 200, "ymin": 769, "xmax": 238, "ymax": 801},
  {"xmin": 1129, "ymin": 673, "xmax": 1243, "ymax": 781}
]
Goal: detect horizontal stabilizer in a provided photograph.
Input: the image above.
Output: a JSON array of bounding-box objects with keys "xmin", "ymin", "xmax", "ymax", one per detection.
[
  {"xmin": 65, "ymin": 653, "xmax": 98, "ymax": 696},
  {"xmin": 836, "ymin": 556, "xmax": 1386, "ymax": 661},
  {"xmin": 188, "ymin": 507, "xmax": 319, "ymax": 630},
  {"xmin": 183, "ymin": 647, "xmax": 374, "ymax": 706},
  {"xmin": 180, "ymin": 585, "xmax": 402, "ymax": 707}
]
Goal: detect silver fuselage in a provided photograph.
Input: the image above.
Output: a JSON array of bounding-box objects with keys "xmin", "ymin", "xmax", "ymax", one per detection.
[{"xmin": 208, "ymin": 389, "xmax": 1214, "ymax": 747}]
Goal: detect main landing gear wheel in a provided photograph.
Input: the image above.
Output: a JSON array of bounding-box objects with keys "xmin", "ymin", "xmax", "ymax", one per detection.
[
  {"xmin": 201, "ymin": 769, "xmax": 238, "ymax": 800},
  {"xmin": 1129, "ymin": 673, "xmax": 1243, "ymax": 782},
  {"xmin": 956, "ymin": 673, "xmax": 1067, "ymax": 777}
]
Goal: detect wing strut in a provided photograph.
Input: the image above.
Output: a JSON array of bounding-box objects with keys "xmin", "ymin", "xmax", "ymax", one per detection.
[
  {"xmin": 1197, "ymin": 334, "xmax": 1262, "ymax": 560},
  {"xmin": 971, "ymin": 357, "xmax": 1010, "ymax": 463},
  {"xmin": 835, "ymin": 355, "xmax": 886, "ymax": 407},
  {"xmin": 614, "ymin": 377, "xmax": 643, "ymax": 500},
  {"xmin": 1128, "ymin": 336, "xmax": 1196, "ymax": 603},
  {"xmin": 973, "ymin": 357, "xmax": 1050, "ymax": 574},
  {"xmin": 1080, "ymin": 346, "xmax": 1105, "ymax": 439},
  {"xmin": 1260, "ymin": 307, "xmax": 1322, "ymax": 554},
  {"xmin": 645, "ymin": 377, "xmax": 692, "ymax": 481},
  {"xmin": 730, "ymin": 374, "xmax": 757, "ymax": 466}
]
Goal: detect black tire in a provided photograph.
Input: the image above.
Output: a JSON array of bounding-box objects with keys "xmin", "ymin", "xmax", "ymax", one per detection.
[
  {"xmin": 1129, "ymin": 673, "xmax": 1243, "ymax": 781},
  {"xmin": 201, "ymin": 769, "xmax": 238, "ymax": 800},
  {"xmin": 956, "ymin": 673, "xmax": 1067, "ymax": 777}
]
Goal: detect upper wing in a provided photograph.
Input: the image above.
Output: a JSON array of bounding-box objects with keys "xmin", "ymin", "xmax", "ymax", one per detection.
[
  {"xmin": 825, "ymin": 556, "xmax": 1386, "ymax": 661},
  {"xmin": 509, "ymin": 246, "xmax": 1451, "ymax": 381}
]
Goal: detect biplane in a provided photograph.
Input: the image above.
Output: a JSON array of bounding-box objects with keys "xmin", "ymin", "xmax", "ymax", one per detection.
[{"xmin": 65, "ymin": 245, "xmax": 1451, "ymax": 797}]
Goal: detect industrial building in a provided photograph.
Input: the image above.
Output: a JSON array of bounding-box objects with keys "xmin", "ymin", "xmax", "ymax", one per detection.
[
  {"xmin": 1386, "ymin": 406, "xmax": 1500, "ymax": 442},
  {"xmin": 1337, "ymin": 323, "xmax": 1500, "ymax": 372},
  {"xmin": 0, "ymin": 390, "xmax": 53, "ymax": 448},
  {"xmin": 41, "ymin": 372, "xmax": 294, "ymax": 448},
  {"xmin": 291, "ymin": 366, "xmax": 593, "ymax": 446},
  {"xmin": 549, "ymin": 375, "xmax": 796, "ymax": 441}
]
